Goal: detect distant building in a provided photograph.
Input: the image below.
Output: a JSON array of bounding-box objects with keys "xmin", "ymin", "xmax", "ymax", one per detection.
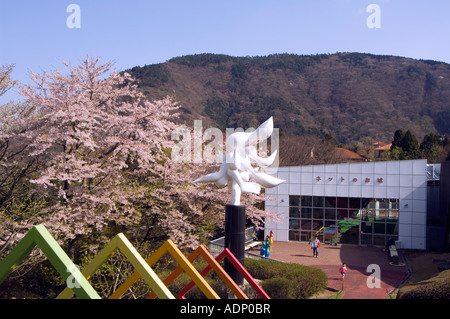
[
  {"xmin": 373, "ymin": 142, "xmax": 388, "ymax": 148},
  {"xmin": 265, "ymin": 159, "xmax": 450, "ymax": 251},
  {"xmin": 373, "ymin": 142, "xmax": 392, "ymax": 158},
  {"xmin": 429, "ymin": 161, "xmax": 450, "ymax": 252},
  {"xmin": 334, "ymin": 147, "xmax": 367, "ymax": 162}
]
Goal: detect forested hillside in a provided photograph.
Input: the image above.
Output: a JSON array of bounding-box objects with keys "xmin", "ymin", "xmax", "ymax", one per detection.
[{"xmin": 126, "ymin": 53, "xmax": 450, "ymax": 145}]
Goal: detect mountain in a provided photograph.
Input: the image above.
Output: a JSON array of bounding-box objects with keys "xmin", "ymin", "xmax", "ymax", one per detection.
[{"xmin": 125, "ymin": 52, "xmax": 450, "ymax": 145}]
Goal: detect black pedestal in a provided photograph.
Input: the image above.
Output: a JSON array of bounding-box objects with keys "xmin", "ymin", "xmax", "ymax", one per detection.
[{"xmin": 224, "ymin": 204, "xmax": 245, "ymax": 285}]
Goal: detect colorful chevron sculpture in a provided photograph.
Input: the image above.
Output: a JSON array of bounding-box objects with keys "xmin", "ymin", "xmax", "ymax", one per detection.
[
  {"xmin": 146, "ymin": 245, "xmax": 248, "ymax": 299},
  {"xmin": 109, "ymin": 238, "xmax": 219, "ymax": 299},
  {"xmin": 57, "ymin": 232, "xmax": 175, "ymax": 299},
  {"xmin": 177, "ymin": 247, "xmax": 270, "ymax": 299},
  {"xmin": 0, "ymin": 224, "xmax": 270, "ymax": 299}
]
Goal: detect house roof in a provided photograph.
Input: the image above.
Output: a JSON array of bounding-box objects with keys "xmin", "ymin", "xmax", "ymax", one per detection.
[
  {"xmin": 334, "ymin": 148, "xmax": 366, "ymax": 161},
  {"xmin": 373, "ymin": 141, "xmax": 388, "ymax": 147},
  {"xmin": 374, "ymin": 143, "xmax": 392, "ymax": 151}
]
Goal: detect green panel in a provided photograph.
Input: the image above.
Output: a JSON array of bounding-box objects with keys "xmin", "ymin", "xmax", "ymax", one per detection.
[
  {"xmin": 32, "ymin": 225, "xmax": 100, "ymax": 299},
  {"xmin": 0, "ymin": 224, "xmax": 100, "ymax": 299},
  {"xmin": 0, "ymin": 228, "xmax": 36, "ymax": 284}
]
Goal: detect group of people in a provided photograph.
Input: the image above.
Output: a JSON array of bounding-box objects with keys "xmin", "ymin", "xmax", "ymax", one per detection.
[{"xmin": 311, "ymin": 236, "xmax": 348, "ymax": 280}]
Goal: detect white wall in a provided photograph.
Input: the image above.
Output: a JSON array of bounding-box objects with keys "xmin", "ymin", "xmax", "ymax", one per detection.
[{"xmin": 264, "ymin": 159, "xmax": 427, "ymax": 249}]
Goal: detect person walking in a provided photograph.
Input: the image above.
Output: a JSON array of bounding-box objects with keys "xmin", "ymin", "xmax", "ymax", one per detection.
[
  {"xmin": 311, "ymin": 236, "xmax": 320, "ymax": 258},
  {"xmin": 339, "ymin": 263, "xmax": 348, "ymax": 280}
]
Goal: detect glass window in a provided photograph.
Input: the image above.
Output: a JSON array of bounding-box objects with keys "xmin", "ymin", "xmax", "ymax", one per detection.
[
  {"xmin": 373, "ymin": 222, "xmax": 386, "ymax": 234},
  {"xmin": 361, "ymin": 198, "xmax": 372, "ymax": 209},
  {"xmin": 374, "ymin": 210, "xmax": 387, "ymax": 221},
  {"xmin": 366, "ymin": 199, "xmax": 376, "ymax": 210},
  {"xmin": 349, "ymin": 208, "xmax": 360, "ymax": 220},
  {"xmin": 300, "ymin": 230, "xmax": 312, "ymax": 241},
  {"xmin": 324, "ymin": 197, "xmax": 336, "ymax": 208},
  {"xmin": 289, "ymin": 230, "xmax": 300, "ymax": 241},
  {"xmin": 313, "ymin": 207, "xmax": 324, "ymax": 219},
  {"xmin": 390, "ymin": 199, "xmax": 399, "ymax": 210},
  {"xmin": 387, "ymin": 210, "xmax": 399, "ymax": 221},
  {"xmin": 361, "ymin": 221, "xmax": 373, "ymax": 233},
  {"xmin": 386, "ymin": 223, "xmax": 398, "ymax": 235},
  {"xmin": 289, "ymin": 207, "xmax": 300, "ymax": 219},
  {"xmin": 337, "ymin": 197, "xmax": 349, "ymax": 208},
  {"xmin": 301, "ymin": 219, "xmax": 312, "ymax": 230},
  {"xmin": 349, "ymin": 198, "xmax": 361, "ymax": 209},
  {"xmin": 324, "ymin": 220, "xmax": 337, "ymax": 227},
  {"xmin": 374, "ymin": 234, "xmax": 386, "ymax": 246},
  {"xmin": 378, "ymin": 199, "xmax": 389, "ymax": 210},
  {"xmin": 312, "ymin": 220, "xmax": 324, "ymax": 232},
  {"xmin": 289, "ymin": 218, "xmax": 300, "ymax": 230},
  {"xmin": 301, "ymin": 196, "xmax": 312, "ymax": 207},
  {"xmin": 325, "ymin": 208, "xmax": 336, "ymax": 220},
  {"xmin": 301, "ymin": 207, "xmax": 312, "ymax": 219},
  {"xmin": 361, "ymin": 233, "xmax": 373, "ymax": 245},
  {"xmin": 337, "ymin": 209, "xmax": 349, "ymax": 220},
  {"xmin": 289, "ymin": 195, "xmax": 300, "ymax": 207},
  {"xmin": 313, "ymin": 196, "xmax": 324, "ymax": 207},
  {"xmin": 288, "ymin": 194, "xmax": 399, "ymax": 247},
  {"xmin": 361, "ymin": 208, "xmax": 374, "ymax": 221}
]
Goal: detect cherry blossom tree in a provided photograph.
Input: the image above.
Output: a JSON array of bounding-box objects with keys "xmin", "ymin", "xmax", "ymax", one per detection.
[
  {"xmin": 15, "ymin": 58, "xmax": 178, "ymax": 241},
  {"xmin": 0, "ymin": 64, "xmax": 49, "ymax": 263},
  {"xmin": 1, "ymin": 58, "xmax": 279, "ymax": 257},
  {"xmin": 0, "ymin": 59, "xmax": 281, "ymax": 298}
]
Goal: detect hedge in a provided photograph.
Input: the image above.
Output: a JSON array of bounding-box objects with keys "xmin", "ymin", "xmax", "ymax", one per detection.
[{"xmin": 245, "ymin": 258, "xmax": 328, "ymax": 299}]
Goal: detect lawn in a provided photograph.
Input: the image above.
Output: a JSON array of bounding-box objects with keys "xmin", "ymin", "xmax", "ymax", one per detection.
[
  {"xmin": 402, "ymin": 250, "xmax": 450, "ymax": 283},
  {"xmin": 394, "ymin": 250, "xmax": 450, "ymax": 299}
]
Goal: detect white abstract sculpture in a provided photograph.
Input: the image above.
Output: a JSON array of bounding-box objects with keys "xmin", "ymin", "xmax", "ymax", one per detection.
[{"xmin": 193, "ymin": 117, "xmax": 285, "ymax": 205}]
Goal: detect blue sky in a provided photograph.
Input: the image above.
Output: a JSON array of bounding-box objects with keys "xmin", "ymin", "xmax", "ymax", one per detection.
[{"xmin": 1, "ymin": 0, "xmax": 450, "ymax": 102}]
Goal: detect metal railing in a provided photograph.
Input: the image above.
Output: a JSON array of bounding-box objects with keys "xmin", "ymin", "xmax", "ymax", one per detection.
[{"xmin": 209, "ymin": 226, "xmax": 257, "ymax": 256}]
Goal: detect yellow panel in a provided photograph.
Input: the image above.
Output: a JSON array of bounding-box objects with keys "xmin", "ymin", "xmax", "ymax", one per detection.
[
  {"xmin": 165, "ymin": 240, "xmax": 219, "ymax": 299},
  {"xmin": 57, "ymin": 234, "xmax": 174, "ymax": 299},
  {"xmin": 116, "ymin": 234, "xmax": 175, "ymax": 299},
  {"xmin": 110, "ymin": 239, "xmax": 219, "ymax": 299},
  {"xmin": 108, "ymin": 239, "xmax": 167, "ymax": 299}
]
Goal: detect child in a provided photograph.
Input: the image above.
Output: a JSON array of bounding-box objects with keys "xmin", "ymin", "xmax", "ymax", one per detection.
[{"xmin": 339, "ymin": 263, "xmax": 348, "ymax": 280}]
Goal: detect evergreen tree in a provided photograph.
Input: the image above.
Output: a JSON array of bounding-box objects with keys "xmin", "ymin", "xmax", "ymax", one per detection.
[
  {"xmin": 388, "ymin": 129, "xmax": 421, "ymax": 160},
  {"xmin": 391, "ymin": 129, "xmax": 405, "ymax": 149},
  {"xmin": 401, "ymin": 130, "xmax": 421, "ymax": 159},
  {"xmin": 420, "ymin": 133, "xmax": 440, "ymax": 162}
]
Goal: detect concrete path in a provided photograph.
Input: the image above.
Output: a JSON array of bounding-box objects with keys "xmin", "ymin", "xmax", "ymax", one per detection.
[{"xmin": 257, "ymin": 241, "xmax": 409, "ymax": 299}]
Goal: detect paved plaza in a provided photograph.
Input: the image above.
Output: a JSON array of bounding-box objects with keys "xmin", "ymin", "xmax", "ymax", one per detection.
[{"xmin": 251, "ymin": 241, "xmax": 410, "ymax": 299}]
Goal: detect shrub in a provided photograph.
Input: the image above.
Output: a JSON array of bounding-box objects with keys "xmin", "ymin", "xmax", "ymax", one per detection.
[
  {"xmin": 397, "ymin": 269, "xmax": 450, "ymax": 299},
  {"xmin": 245, "ymin": 258, "xmax": 327, "ymax": 299},
  {"xmin": 262, "ymin": 278, "xmax": 294, "ymax": 299}
]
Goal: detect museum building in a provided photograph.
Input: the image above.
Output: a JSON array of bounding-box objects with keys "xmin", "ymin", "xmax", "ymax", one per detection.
[{"xmin": 264, "ymin": 159, "xmax": 447, "ymax": 250}]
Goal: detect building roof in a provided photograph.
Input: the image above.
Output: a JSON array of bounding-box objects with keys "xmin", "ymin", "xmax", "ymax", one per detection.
[
  {"xmin": 334, "ymin": 148, "xmax": 366, "ymax": 161},
  {"xmin": 373, "ymin": 141, "xmax": 388, "ymax": 148},
  {"xmin": 374, "ymin": 143, "xmax": 392, "ymax": 151}
]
